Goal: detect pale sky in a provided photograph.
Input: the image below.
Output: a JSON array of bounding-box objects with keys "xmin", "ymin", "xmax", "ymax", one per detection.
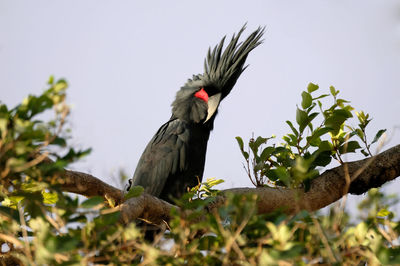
[{"xmin": 1, "ymin": 1, "xmax": 399, "ymax": 212}]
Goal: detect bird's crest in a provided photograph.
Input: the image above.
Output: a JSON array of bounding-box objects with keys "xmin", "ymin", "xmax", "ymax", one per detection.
[{"xmin": 186, "ymin": 25, "xmax": 265, "ymax": 98}]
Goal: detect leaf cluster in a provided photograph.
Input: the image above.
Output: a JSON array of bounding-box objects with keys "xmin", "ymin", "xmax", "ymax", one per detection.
[{"xmin": 236, "ymin": 83, "xmax": 386, "ymax": 189}]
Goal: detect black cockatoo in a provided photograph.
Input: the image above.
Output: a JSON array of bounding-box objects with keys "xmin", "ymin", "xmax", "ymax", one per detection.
[{"xmin": 129, "ymin": 26, "xmax": 264, "ymax": 203}]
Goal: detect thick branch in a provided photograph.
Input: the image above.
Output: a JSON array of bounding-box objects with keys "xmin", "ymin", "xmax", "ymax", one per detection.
[
  {"xmin": 58, "ymin": 144, "xmax": 400, "ymax": 223},
  {"xmin": 119, "ymin": 193, "xmax": 175, "ymax": 225},
  {"xmin": 59, "ymin": 169, "xmax": 125, "ymax": 205},
  {"xmin": 222, "ymin": 144, "xmax": 400, "ymax": 214}
]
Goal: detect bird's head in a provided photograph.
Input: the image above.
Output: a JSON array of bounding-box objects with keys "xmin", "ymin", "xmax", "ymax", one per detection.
[{"xmin": 172, "ymin": 25, "xmax": 264, "ymax": 124}]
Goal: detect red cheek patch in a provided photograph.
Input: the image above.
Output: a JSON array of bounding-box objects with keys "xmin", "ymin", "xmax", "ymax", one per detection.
[{"xmin": 194, "ymin": 88, "xmax": 209, "ymax": 102}]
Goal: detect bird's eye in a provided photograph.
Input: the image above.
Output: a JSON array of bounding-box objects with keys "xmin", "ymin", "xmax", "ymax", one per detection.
[{"xmin": 194, "ymin": 88, "xmax": 209, "ymax": 102}]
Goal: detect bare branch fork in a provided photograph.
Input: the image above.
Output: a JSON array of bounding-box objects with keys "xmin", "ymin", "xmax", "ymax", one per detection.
[{"xmin": 59, "ymin": 144, "xmax": 400, "ymax": 224}]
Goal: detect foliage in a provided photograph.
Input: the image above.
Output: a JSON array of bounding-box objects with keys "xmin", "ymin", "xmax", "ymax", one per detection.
[
  {"xmin": 0, "ymin": 79, "xmax": 399, "ymax": 265},
  {"xmin": 236, "ymin": 83, "xmax": 386, "ymax": 189}
]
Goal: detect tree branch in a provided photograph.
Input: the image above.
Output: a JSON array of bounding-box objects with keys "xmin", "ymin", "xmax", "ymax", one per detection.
[
  {"xmin": 222, "ymin": 144, "xmax": 400, "ymax": 214},
  {"xmin": 58, "ymin": 144, "xmax": 400, "ymax": 224},
  {"xmin": 59, "ymin": 169, "xmax": 125, "ymax": 205}
]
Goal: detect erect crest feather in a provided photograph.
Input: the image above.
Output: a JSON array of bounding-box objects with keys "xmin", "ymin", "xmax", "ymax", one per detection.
[{"xmin": 185, "ymin": 25, "xmax": 265, "ymax": 99}]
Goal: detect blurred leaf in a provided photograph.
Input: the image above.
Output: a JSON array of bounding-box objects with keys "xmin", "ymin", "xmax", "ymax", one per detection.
[
  {"xmin": 371, "ymin": 129, "xmax": 386, "ymax": 145},
  {"xmin": 125, "ymin": 186, "xmax": 144, "ymax": 200},
  {"xmin": 250, "ymin": 137, "xmax": 267, "ymax": 156},
  {"xmin": 336, "ymin": 98, "xmax": 350, "ymax": 107},
  {"xmin": 313, "ymin": 94, "xmax": 329, "ymax": 101},
  {"xmin": 351, "ymin": 128, "xmax": 364, "ymax": 140},
  {"xmin": 361, "ymin": 150, "xmax": 370, "ymax": 157},
  {"xmin": 339, "ymin": 141, "xmax": 361, "ymax": 154},
  {"xmin": 42, "ymin": 191, "xmax": 59, "ymax": 204},
  {"xmin": 0, "ymin": 117, "xmax": 8, "ymax": 133},
  {"xmin": 2, "ymin": 196, "xmax": 25, "ymax": 209},
  {"xmin": 0, "ymin": 206, "xmax": 21, "ymax": 222},
  {"xmin": 330, "ymin": 85, "xmax": 339, "ymax": 96},
  {"xmin": 205, "ymin": 178, "xmax": 224, "ymax": 188},
  {"xmin": 286, "ymin": 120, "xmax": 299, "ymax": 136},
  {"xmin": 80, "ymin": 196, "xmax": 104, "ymax": 208},
  {"xmin": 236, "ymin": 136, "xmax": 249, "ymax": 160},
  {"xmin": 52, "ymin": 136, "xmax": 67, "ymax": 147},
  {"xmin": 377, "ymin": 208, "xmax": 391, "ymax": 217},
  {"xmin": 236, "ymin": 136, "xmax": 244, "ymax": 150},
  {"xmin": 296, "ymin": 108, "xmax": 308, "ymax": 132},
  {"xmin": 97, "ymin": 211, "xmax": 120, "ymax": 226},
  {"xmin": 307, "ymin": 82, "xmax": 319, "ymax": 93},
  {"xmin": 266, "ymin": 167, "xmax": 290, "ymax": 184},
  {"xmin": 308, "ymin": 112, "xmax": 319, "ymax": 125},
  {"xmin": 301, "ymin": 91, "xmax": 312, "ymax": 109},
  {"xmin": 318, "ymin": 140, "xmax": 333, "ymax": 152},
  {"xmin": 324, "ymin": 109, "xmax": 352, "ymax": 135},
  {"xmin": 307, "ymin": 127, "xmax": 331, "ymax": 146},
  {"xmin": 312, "ymin": 151, "xmax": 332, "ymax": 167},
  {"xmin": 48, "ymin": 75, "xmax": 54, "ymax": 85},
  {"xmin": 260, "ymin": 146, "xmax": 275, "ymax": 162},
  {"xmin": 254, "ymin": 136, "xmax": 267, "ymax": 148}
]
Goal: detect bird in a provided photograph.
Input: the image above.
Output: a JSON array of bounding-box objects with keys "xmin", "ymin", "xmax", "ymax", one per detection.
[{"xmin": 129, "ymin": 26, "xmax": 264, "ymax": 203}]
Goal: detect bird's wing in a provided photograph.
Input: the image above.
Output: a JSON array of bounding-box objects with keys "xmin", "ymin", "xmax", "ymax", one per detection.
[{"xmin": 131, "ymin": 118, "xmax": 189, "ymax": 197}]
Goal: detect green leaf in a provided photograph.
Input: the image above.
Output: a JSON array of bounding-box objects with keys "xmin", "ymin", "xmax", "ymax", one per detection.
[
  {"xmin": 125, "ymin": 185, "xmax": 144, "ymax": 200},
  {"xmin": 307, "ymin": 82, "xmax": 319, "ymax": 93},
  {"xmin": 286, "ymin": 120, "xmax": 299, "ymax": 136},
  {"xmin": 54, "ymin": 79, "xmax": 68, "ymax": 92},
  {"xmin": 330, "ymin": 86, "xmax": 339, "ymax": 96},
  {"xmin": 0, "ymin": 206, "xmax": 21, "ymax": 222},
  {"xmin": 339, "ymin": 141, "xmax": 361, "ymax": 154},
  {"xmin": 80, "ymin": 196, "xmax": 104, "ymax": 208},
  {"xmin": 260, "ymin": 146, "xmax": 274, "ymax": 162},
  {"xmin": 52, "ymin": 136, "xmax": 67, "ymax": 147},
  {"xmin": 336, "ymin": 98, "xmax": 350, "ymax": 107},
  {"xmin": 351, "ymin": 128, "xmax": 364, "ymax": 140},
  {"xmin": 312, "ymin": 151, "xmax": 332, "ymax": 167},
  {"xmin": 377, "ymin": 208, "xmax": 391, "ymax": 217},
  {"xmin": 48, "ymin": 75, "xmax": 54, "ymax": 85},
  {"xmin": 96, "ymin": 211, "xmax": 121, "ymax": 226},
  {"xmin": 253, "ymin": 136, "xmax": 267, "ymax": 150},
  {"xmin": 360, "ymin": 149, "xmax": 370, "ymax": 157},
  {"xmin": 236, "ymin": 136, "xmax": 249, "ymax": 160},
  {"xmin": 272, "ymin": 146, "xmax": 291, "ymax": 155},
  {"xmin": 204, "ymin": 178, "xmax": 224, "ymax": 188},
  {"xmin": 324, "ymin": 109, "xmax": 352, "ymax": 135},
  {"xmin": 283, "ymin": 134, "xmax": 297, "ymax": 146},
  {"xmin": 371, "ymin": 129, "xmax": 386, "ymax": 145},
  {"xmin": 307, "ymin": 127, "xmax": 331, "ymax": 145},
  {"xmin": 308, "ymin": 112, "xmax": 319, "ymax": 125},
  {"xmin": 42, "ymin": 191, "xmax": 59, "ymax": 204},
  {"xmin": 318, "ymin": 140, "xmax": 333, "ymax": 152},
  {"xmin": 313, "ymin": 94, "xmax": 329, "ymax": 101},
  {"xmin": 235, "ymin": 136, "xmax": 244, "ymax": 151},
  {"xmin": 301, "ymin": 91, "xmax": 312, "ymax": 109},
  {"xmin": 266, "ymin": 167, "xmax": 290, "ymax": 184},
  {"xmin": 296, "ymin": 107, "xmax": 308, "ymax": 133}
]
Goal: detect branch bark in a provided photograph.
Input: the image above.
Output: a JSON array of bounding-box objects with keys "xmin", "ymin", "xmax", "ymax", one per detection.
[
  {"xmin": 59, "ymin": 144, "xmax": 400, "ymax": 224},
  {"xmin": 59, "ymin": 169, "xmax": 125, "ymax": 205}
]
